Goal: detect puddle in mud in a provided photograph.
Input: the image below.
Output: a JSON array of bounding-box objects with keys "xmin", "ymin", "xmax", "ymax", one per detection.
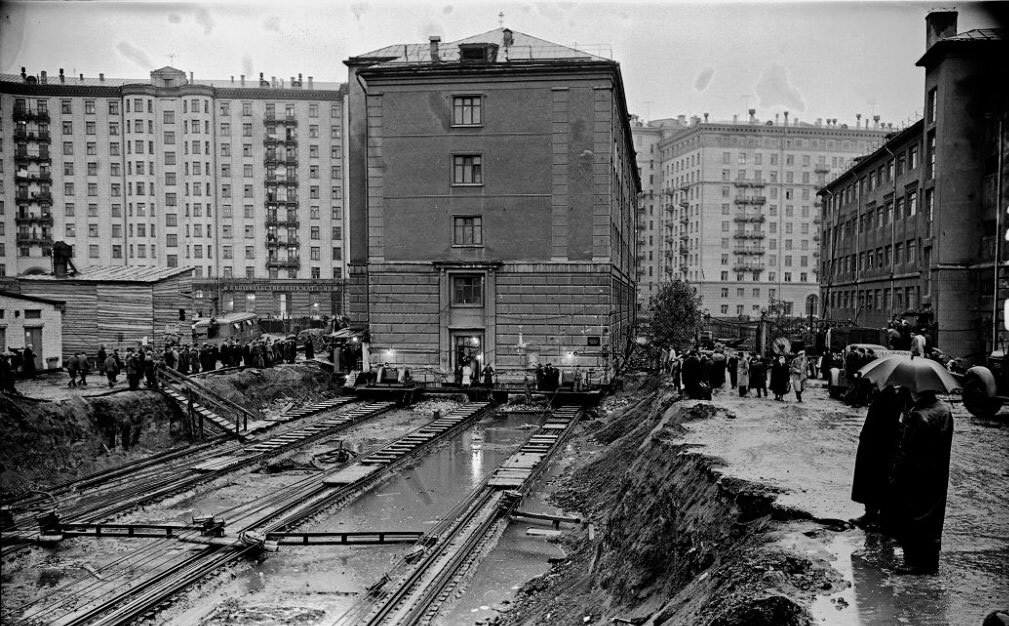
[{"xmin": 811, "ymin": 530, "xmax": 1007, "ymax": 625}]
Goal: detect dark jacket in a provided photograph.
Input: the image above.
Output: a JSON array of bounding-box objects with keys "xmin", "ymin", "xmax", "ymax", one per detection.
[
  {"xmin": 888, "ymin": 395, "xmax": 953, "ymax": 561},
  {"xmin": 770, "ymin": 360, "xmax": 790, "ymax": 395},
  {"xmin": 851, "ymin": 386, "xmax": 905, "ymax": 508}
]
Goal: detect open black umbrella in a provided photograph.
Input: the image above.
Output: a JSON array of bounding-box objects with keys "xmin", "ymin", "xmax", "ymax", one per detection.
[{"xmin": 857, "ymin": 354, "xmax": 961, "ymax": 394}]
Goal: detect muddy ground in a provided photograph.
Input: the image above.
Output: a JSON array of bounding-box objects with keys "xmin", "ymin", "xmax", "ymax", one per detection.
[
  {"xmin": 500, "ymin": 377, "xmax": 1009, "ymax": 626},
  {"xmin": 0, "ymin": 363, "xmax": 333, "ymax": 499}
]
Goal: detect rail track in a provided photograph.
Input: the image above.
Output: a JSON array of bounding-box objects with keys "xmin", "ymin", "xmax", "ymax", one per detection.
[
  {"xmin": 0, "ymin": 396, "xmax": 376, "ymax": 558},
  {"xmin": 339, "ymin": 405, "xmax": 584, "ymax": 626},
  {"xmin": 11, "ymin": 401, "xmax": 496, "ymax": 626}
]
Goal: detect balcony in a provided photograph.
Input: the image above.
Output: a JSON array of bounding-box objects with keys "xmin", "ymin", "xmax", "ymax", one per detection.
[
  {"xmin": 814, "ymin": 165, "xmax": 830, "ymax": 174},
  {"xmin": 664, "ymin": 235, "xmax": 675, "ymax": 245},
  {"xmin": 812, "ymin": 215, "xmax": 822, "ymax": 224},
  {"xmin": 264, "ymin": 153, "xmax": 299, "ymax": 167},
  {"xmin": 663, "ymin": 203, "xmax": 674, "ymax": 213},
  {"xmin": 734, "ymin": 179, "xmax": 766, "ymax": 188},
  {"xmin": 812, "ymin": 233, "xmax": 821, "ymax": 242},
  {"xmin": 14, "ymin": 151, "xmax": 52, "ymax": 164},
  {"xmin": 733, "ymin": 196, "xmax": 767, "ymax": 205},
  {"xmin": 678, "ymin": 246, "xmax": 688, "ymax": 257},
  {"xmin": 733, "ymin": 213, "xmax": 766, "ymax": 223},
  {"xmin": 13, "ymin": 108, "xmax": 50, "ymax": 123},
  {"xmin": 679, "ymin": 264, "xmax": 689, "ymax": 274},
  {"xmin": 16, "ymin": 231, "xmax": 54, "ymax": 245},
  {"xmin": 733, "ymin": 247, "xmax": 766, "ymax": 256},
  {"xmin": 15, "ymin": 213, "xmax": 54, "ymax": 226},
  {"xmin": 15, "ymin": 172, "xmax": 53, "ymax": 184},
  {"xmin": 264, "ymin": 176, "xmax": 298, "ymax": 187},
  {"xmin": 635, "ymin": 222, "xmax": 646, "ymax": 232},
  {"xmin": 266, "ymin": 237, "xmax": 300, "ymax": 248},
  {"xmin": 678, "ymin": 200, "xmax": 688, "ymax": 208},
  {"xmin": 677, "ymin": 184, "xmax": 689, "ymax": 192},
  {"xmin": 678, "ymin": 232, "xmax": 688, "ymax": 242},
  {"xmin": 635, "ymin": 237, "xmax": 645, "ymax": 246},
  {"xmin": 266, "ymin": 258, "xmax": 300, "ymax": 270},
  {"xmin": 266, "ymin": 199, "xmax": 299, "ymax": 209},
  {"xmin": 17, "ymin": 192, "xmax": 52, "ymax": 206},
  {"xmin": 265, "ymin": 218, "xmax": 300, "ymax": 229},
  {"xmin": 734, "ymin": 262, "xmax": 765, "ymax": 272},
  {"xmin": 263, "ymin": 136, "xmax": 298, "ymax": 147},
  {"xmin": 732, "ymin": 231, "xmax": 766, "ymax": 240}
]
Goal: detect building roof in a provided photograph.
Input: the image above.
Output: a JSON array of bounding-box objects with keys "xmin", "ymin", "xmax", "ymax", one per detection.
[
  {"xmin": 916, "ymin": 27, "xmax": 1006, "ymax": 66},
  {"xmin": 0, "ymin": 69, "xmax": 343, "ymax": 93},
  {"xmin": 351, "ymin": 28, "xmax": 608, "ymax": 66},
  {"xmin": 818, "ymin": 118, "xmax": 925, "ymax": 193},
  {"xmin": 19, "ymin": 265, "xmax": 194, "ymax": 284},
  {"xmin": 0, "ymin": 290, "xmax": 65, "ymax": 306}
]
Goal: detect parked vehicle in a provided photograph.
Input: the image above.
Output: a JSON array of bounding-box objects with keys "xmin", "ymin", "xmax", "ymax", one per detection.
[
  {"xmin": 827, "ymin": 343, "xmax": 910, "ymax": 399},
  {"xmin": 191, "ymin": 312, "xmax": 262, "ymax": 347},
  {"xmin": 959, "ymin": 350, "xmax": 1009, "ymax": 418}
]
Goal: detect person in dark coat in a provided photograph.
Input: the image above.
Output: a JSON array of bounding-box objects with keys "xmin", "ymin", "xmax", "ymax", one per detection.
[
  {"xmin": 304, "ymin": 338, "xmax": 315, "ymax": 360},
  {"xmin": 534, "ymin": 365, "xmax": 545, "ymax": 390},
  {"xmin": 178, "ymin": 345, "xmax": 190, "ymax": 374},
  {"xmin": 66, "ymin": 353, "xmax": 80, "ymax": 388},
  {"xmin": 727, "ymin": 353, "xmax": 738, "ymax": 389},
  {"xmin": 125, "ymin": 349, "xmax": 141, "ymax": 390},
  {"xmin": 749, "ymin": 355, "xmax": 767, "ymax": 398},
  {"xmin": 769, "ymin": 355, "xmax": 790, "ymax": 400},
  {"xmin": 681, "ymin": 351, "xmax": 701, "ymax": 392},
  {"xmin": 482, "ymin": 364, "xmax": 494, "ymax": 388},
  {"xmin": 97, "ymin": 345, "xmax": 108, "ymax": 370},
  {"xmin": 1, "ymin": 353, "xmax": 20, "ymax": 394},
  {"xmin": 189, "ymin": 346, "xmax": 201, "ymax": 374},
  {"xmin": 887, "ymin": 389, "xmax": 954, "ymax": 574},
  {"xmin": 711, "ymin": 351, "xmax": 727, "ymax": 389},
  {"xmin": 21, "ymin": 345, "xmax": 37, "ymax": 379},
  {"xmin": 104, "ymin": 352, "xmax": 120, "ymax": 388},
  {"xmin": 851, "ymin": 385, "xmax": 908, "ymax": 529},
  {"xmin": 78, "ymin": 353, "xmax": 90, "ymax": 386}
]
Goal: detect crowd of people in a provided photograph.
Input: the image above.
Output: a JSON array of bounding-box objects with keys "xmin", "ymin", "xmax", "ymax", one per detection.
[{"xmin": 668, "ymin": 348, "xmax": 813, "ymax": 402}]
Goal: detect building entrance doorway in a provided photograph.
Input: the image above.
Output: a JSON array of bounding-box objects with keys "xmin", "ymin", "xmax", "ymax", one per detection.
[
  {"xmin": 24, "ymin": 327, "xmax": 43, "ymax": 369},
  {"xmin": 451, "ymin": 332, "xmax": 484, "ymax": 372}
]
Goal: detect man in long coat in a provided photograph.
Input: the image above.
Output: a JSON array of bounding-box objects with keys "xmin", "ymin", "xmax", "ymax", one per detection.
[
  {"xmin": 888, "ymin": 389, "xmax": 954, "ymax": 574},
  {"xmin": 851, "ymin": 385, "xmax": 907, "ymax": 529}
]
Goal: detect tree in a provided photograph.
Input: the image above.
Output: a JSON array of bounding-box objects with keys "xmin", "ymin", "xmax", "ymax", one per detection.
[{"xmin": 649, "ymin": 279, "xmax": 704, "ymax": 351}]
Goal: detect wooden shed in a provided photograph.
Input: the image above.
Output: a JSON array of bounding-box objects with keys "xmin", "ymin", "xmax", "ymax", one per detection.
[{"xmin": 17, "ymin": 266, "xmax": 193, "ymax": 360}]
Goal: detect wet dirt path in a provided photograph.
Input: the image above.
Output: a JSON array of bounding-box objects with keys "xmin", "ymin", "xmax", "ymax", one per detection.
[{"xmin": 686, "ymin": 380, "xmax": 1009, "ymax": 625}]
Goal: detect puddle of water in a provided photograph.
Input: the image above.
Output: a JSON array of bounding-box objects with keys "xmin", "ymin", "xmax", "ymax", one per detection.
[
  {"xmin": 810, "ymin": 530, "xmax": 1007, "ymax": 626},
  {"xmin": 217, "ymin": 411, "xmax": 542, "ymax": 619}
]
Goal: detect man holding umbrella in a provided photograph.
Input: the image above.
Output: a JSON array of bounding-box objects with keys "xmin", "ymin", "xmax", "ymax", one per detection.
[{"xmin": 854, "ymin": 353, "xmax": 957, "ymax": 575}]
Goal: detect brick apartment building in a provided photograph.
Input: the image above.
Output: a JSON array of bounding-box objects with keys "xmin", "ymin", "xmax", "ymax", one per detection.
[
  {"xmin": 2, "ymin": 66, "xmax": 348, "ymax": 319},
  {"xmin": 345, "ymin": 28, "xmax": 639, "ymax": 381},
  {"xmin": 819, "ymin": 10, "xmax": 1007, "ymax": 360}
]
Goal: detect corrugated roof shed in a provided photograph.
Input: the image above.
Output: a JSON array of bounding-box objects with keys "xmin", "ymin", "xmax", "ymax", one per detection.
[{"xmin": 20, "ymin": 265, "xmax": 194, "ymax": 284}]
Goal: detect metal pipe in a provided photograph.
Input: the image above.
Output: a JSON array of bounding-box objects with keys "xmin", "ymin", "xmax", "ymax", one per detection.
[
  {"xmin": 994, "ymin": 114, "xmax": 1005, "ymax": 353},
  {"xmin": 884, "ymin": 145, "xmax": 898, "ymax": 318}
]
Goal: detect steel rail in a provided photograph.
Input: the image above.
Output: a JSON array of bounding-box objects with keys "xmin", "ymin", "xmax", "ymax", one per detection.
[{"xmin": 39, "ymin": 402, "xmax": 497, "ymax": 626}]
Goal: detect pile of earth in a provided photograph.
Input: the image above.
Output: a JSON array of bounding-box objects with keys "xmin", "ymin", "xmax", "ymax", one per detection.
[
  {"xmin": 0, "ymin": 363, "xmax": 337, "ymax": 498},
  {"xmin": 500, "ymin": 381, "xmax": 842, "ymax": 626}
]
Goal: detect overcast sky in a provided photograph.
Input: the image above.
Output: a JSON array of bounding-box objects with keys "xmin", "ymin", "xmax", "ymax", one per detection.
[{"xmin": 1, "ymin": 1, "xmax": 1004, "ymax": 128}]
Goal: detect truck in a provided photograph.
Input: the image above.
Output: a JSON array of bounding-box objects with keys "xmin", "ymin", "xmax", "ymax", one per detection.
[{"xmin": 191, "ymin": 312, "xmax": 262, "ymax": 347}]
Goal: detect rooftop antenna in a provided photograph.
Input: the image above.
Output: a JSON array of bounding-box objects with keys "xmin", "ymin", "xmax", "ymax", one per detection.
[{"xmin": 498, "ymin": 11, "xmax": 504, "ymax": 27}]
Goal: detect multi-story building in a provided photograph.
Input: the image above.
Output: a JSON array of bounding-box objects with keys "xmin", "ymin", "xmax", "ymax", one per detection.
[
  {"xmin": 653, "ymin": 112, "xmax": 890, "ymax": 319},
  {"xmin": 630, "ymin": 116, "xmax": 687, "ymax": 311},
  {"xmin": 345, "ymin": 28, "xmax": 639, "ymax": 381},
  {"xmin": 819, "ymin": 11, "xmax": 1007, "ymax": 360},
  {"xmin": 1, "ymin": 66, "xmax": 348, "ymax": 318}
]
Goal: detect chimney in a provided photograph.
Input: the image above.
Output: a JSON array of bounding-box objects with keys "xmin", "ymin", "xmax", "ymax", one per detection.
[
  {"xmin": 40, "ymin": 70, "xmax": 47, "ymax": 84},
  {"xmin": 230, "ymin": 75, "xmax": 234, "ymax": 84},
  {"xmin": 775, "ymin": 113, "xmax": 780, "ymax": 125},
  {"xmin": 79, "ymin": 73, "xmax": 84, "ymax": 80},
  {"xmin": 873, "ymin": 114, "xmax": 880, "ymax": 128},
  {"xmin": 189, "ymin": 71, "xmax": 194, "ymax": 83},
  {"xmin": 925, "ymin": 10, "xmax": 958, "ymax": 50},
  {"xmin": 308, "ymin": 76, "xmax": 313, "ymax": 89},
  {"xmin": 99, "ymin": 72, "xmax": 104, "ymax": 82},
  {"xmin": 703, "ymin": 112, "xmax": 709, "ymax": 123},
  {"xmin": 271, "ymin": 75, "xmax": 276, "ymax": 87},
  {"xmin": 429, "ymin": 36, "xmax": 441, "ymax": 62},
  {"xmin": 816, "ymin": 117, "xmax": 822, "ymax": 127},
  {"xmin": 748, "ymin": 108, "xmax": 756, "ymax": 123},
  {"xmin": 20, "ymin": 66, "xmax": 26, "ymax": 78},
  {"xmin": 783, "ymin": 111, "xmax": 789, "ymax": 125},
  {"xmin": 59, "ymin": 68, "xmax": 65, "ymax": 83},
  {"xmin": 732, "ymin": 114, "xmax": 738, "ymax": 123},
  {"xmin": 241, "ymin": 74, "xmax": 246, "ymax": 86},
  {"xmin": 678, "ymin": 114, "xmax": 686, "ymax": 124}
]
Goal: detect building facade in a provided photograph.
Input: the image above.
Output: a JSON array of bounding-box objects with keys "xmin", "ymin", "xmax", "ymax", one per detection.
[
  {"xmin": 0, "ymin": 290, "xmax": 64, "ymax": 370},
  {"xmin": 1, "ymin": 67, "xmax": 348, "ymax": 318},
  {"xmin": 630, "ymin": 116, "xmax": 687, "ymax": 311},
  {"xmin": 819, "ymin": 11, "xmax": 1007, "ymax": 360},
  {"xmin": 650, "ymin": 113, "xmax": 890, "ymax": 320},
  {"xmin": 346, "ymin": 29, "xmax": 639, "ymax": 381}
]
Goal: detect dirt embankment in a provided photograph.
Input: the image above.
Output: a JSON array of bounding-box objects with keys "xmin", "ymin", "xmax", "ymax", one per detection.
[
  {"xmin": 0, "ymin": 364, "xmax": 334, "ymax": 498},
  {"xmin": 503, "ymin": 384, "xmax": 841, "ymax": 626}
]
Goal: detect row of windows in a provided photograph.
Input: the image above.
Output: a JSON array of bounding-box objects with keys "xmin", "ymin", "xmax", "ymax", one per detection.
[
  {"xmin": 34, "ymin": 98, "xmax": 341, "ymax": 119},
  {"xmin": 829, "ymin": 286, "xmax": 922, "ymax": 313},
  {"xmin": 828, "ymin": 240, "xmax": 925, "ymax": 276},
  {"xmin": 716, "ymin": 270, "xmax": 813, "ymax": 283}
]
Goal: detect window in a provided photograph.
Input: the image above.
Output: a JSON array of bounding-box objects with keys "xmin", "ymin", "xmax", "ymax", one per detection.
[
  {"xmin": 245, "ymin": 246, "xmax": 255, "ymax": 259},
  {"xmin": 309, "ymin": 104, "xmax": 318, "ymax": 118},
  {"xmin": 453, "ymin": 96, "xmax": 482, "ymax": 126},
  {"xmin": 309, "ymin": 125, "xmax": 319, "ymax": 138},
  {"xmin": 453, "ymin": 216, "xmax": 483, "ymax": 246},
  {"xmin": 452, "ymin": 155, "xmax": 482, "ymax": 185},
  {"xmin": 927, "ymin": 87, "xmax": 937, "ymax": 125},
  {"xmin": 311, "ymin": 226, "xmax": 320, "ymax": 240},
  {"xmin": 63, "ymin": 141, "xmax": 73, "ymax": 155},
  {"xmin": 452, "ymin": 275, "xmax": 484, "ymax": 306},
  {"xmin": 108, "ymin": 100, "xmax": 120, "ymax": 115},
  {"xmin": 242, "ymin": 123, "xmax": 252, "ymax": 137}
]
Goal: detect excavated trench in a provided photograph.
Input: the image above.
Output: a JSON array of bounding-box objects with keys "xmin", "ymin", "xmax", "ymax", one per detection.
[
  {"xmin": 0, "ymin": 365, "xmax": 334, "ymax": 498},
  {"xmin": 500, "ymin": 383, "xmax": 842, "ymax": 626}
]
